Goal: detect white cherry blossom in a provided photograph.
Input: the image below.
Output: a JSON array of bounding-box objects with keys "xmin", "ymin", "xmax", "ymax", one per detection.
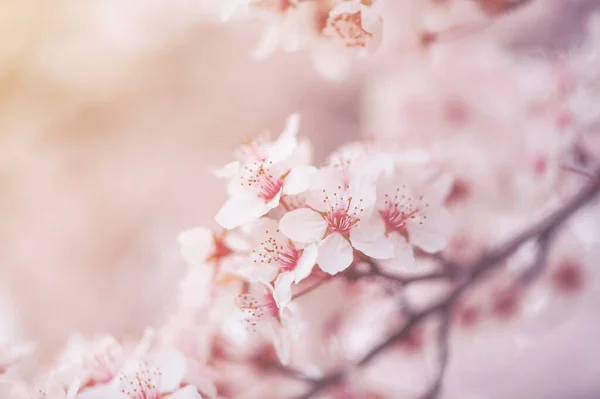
[
  {"xmin": 237, "ymin": 217, "xmax": 317, "ymax": 305},
  {"xmin": 236, "ymin": 282, "xmax": 297, "ymax": 365},
  {"xmin": 279, "ymin": 167, "xmax": 379, "ymax": 274},
  {"xmin": 312, "ymin": 0, "xmax": 383, "ymax": 80},
  {"xmin": 76, "ymin": 349, "xmax": 201, "ymax": 399},
  {"xmin": 356, "ymin": 171, "xmax": 451, "ymax": 268},
  {"xmin": 215, "ymin": 114, "xmax": 316, "ymax": 229}
]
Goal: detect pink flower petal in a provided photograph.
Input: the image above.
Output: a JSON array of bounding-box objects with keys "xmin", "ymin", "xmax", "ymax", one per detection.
[
  {"xmin": 279, "ymin": 209, "xmax": 327, "ymax": 243},
  {"xmin": 317, "ymin": 233, "xmax": 354, "ymax": 274}
]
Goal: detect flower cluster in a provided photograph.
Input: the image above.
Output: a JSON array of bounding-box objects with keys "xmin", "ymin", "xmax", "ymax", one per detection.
[{"xmin": 221, "ymin": 0, "xmax": 383, "ymax": 79}]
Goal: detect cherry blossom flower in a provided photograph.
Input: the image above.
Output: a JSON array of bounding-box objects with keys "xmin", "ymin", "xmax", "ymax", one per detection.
[
  {"xmin": 236, "ymin": 282, "xmax": 298, "ymax": 365},
  {"xmin": 77, "ymin": 349, "xmax": 201, "ymax": 399},
  {"xmin": 279, "ymin": 167, "xmax": 379, "ymax": 274},
  {"xmin": 215, "ymin": 113, "xmax": 302, "ymax": 179},
  {"xmin": 215, "ymin": 114, "xmax": 316, "ymax": 229},
  {"xmin": 354, "ymin": 171, "xmax": 451, "ymax": 268},
  {"xmin": 247, "ymin": 0, "xmax": 311, "ymax": 60},
  {"xmin": 54, "ymin": 331, "xmax": 156, "ymax": 395},
  {"xmin": 237, "ymin": 217, "xmax": 317, "ymax": 306},
  {"xmin": 54, "ymin": 335, "xmax": 125, "ymax": 389},
  {"xmin": 311, "ymin": 0, "xmax": 383, "ymax": 80}
]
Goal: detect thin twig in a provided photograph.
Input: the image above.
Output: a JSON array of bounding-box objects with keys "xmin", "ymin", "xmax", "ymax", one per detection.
[
  {"xmin": 561, "ymin": 163, "xmax": 598, "ymax": 180},
  {"xmin": 359, "ymin": 256, "xmax": 452, "ymax": 285}
]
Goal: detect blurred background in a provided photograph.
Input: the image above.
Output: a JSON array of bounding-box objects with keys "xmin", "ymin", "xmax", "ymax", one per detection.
[{"xmin": 0, "ymin": 0, "xmax": 598, "ymax": 397}]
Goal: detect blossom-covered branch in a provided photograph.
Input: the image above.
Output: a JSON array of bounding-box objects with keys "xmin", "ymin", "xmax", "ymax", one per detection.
[{"xmin": 294, "ymin": 167, "xmax": 600, "ymax": 399}]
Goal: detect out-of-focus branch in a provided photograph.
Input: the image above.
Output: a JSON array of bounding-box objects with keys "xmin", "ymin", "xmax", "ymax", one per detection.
[
  {"xmin": 561, "ymin": 163, "xmax": 598, "ymax": 180},
  {"xmin": 421, "ymin": 311, "xmax": 451, "ymax": 399},
  {"xmin": 356, "ymin": 255, "xmax": 452, "ymax": 285},
  {"xmin": 294, "ymin": 169, "xmax": 600, "ymax": 399}
]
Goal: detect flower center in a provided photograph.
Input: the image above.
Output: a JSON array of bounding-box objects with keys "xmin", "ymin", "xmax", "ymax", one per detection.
[
  {"xmin": 379, "ymin": 191, "xmax": 421, "ymax": 233},
  {"xmin": 119, "ymin": 368, "xmax": 162, "ymax": 399},
  {"xmin": 325, "ymin": 209, "xmax": 359, "ymax": 234},
  {"xmin": 252, "ymin": 232, "xmax": 300, "ymax": 271},
  {"xmin": 243, "ymin": 163, "xmax": 284, "ymax": 202},
  {"xmin": 321, "ymin": 189, "xmax": 364, "ymax": 234},
  {"xmin": 207, "ymin": 232, "xmax": 233, "ymax": 264},
  {"xmin": 326, "ymin": 11, "xmax": 372, "ymax": 48},
  {"xmin": 86, "ymin": 346, "xmax": 121, "ymax": 385},
  {"xmin": 236, "ymin": 135, "xmax": 269, "ymax": 163},
  {"xmin": 238, "ymin": 291, "xmax": 280, "ymax": 331}
]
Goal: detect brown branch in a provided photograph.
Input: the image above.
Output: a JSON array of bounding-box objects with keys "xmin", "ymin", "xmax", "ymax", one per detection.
[
  {"xmin": 561, "ymin": 163, "xmax": 598, "ymax": 180},
  {"xmin": 294, "ymin": 170, "xmax": 600, "ymax": 399},
  {"xmin": 357, "ymin": 255, "xmax": 453, "ymax": 285}
]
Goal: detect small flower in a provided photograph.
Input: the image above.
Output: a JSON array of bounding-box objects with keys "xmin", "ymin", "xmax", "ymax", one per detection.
[
  {"xmin": 311, "ymin": 0, "xmax": 383, "ymax": 80},
  {"xmin": 236, "ymin": 282, "xmax": 297, "ymax": 365},
  {"xmin": 214, "ymin": 113, "xmax": 301, "ymax": 179},
  {"xmin": 215, "ymin": 114, "xmax": 316, "ymax": 229},
  {"xmin": 238, "ymin": 218, "xmax": 317, "ymax": 305},
  {"xmin": 279, "ymin": 167, "xmax": 378, "ymax": 274},
  {"xmin": 353, "ymin": 172, "xmax": 451, "ymax": 268},
  {"xmin": 77, "ymin": 349, "xmax": 199, "ymax": 399}
]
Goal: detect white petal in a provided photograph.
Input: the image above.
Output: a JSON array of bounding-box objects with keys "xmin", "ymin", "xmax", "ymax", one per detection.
[
  {"xmin": 362, "ymin": 14, "xmax": 382, "ymax": 55},
  {"xmin": 215, "ymin": 196, "xmax": 270, "ymax": 229},
  {"xmin": 294, "ymin": 244, "xmax": 318, "ymax": 283},
  {"xmin": 317, "ymin": 233, "xmax": 354, "ymax": 274},
  {"xmin": 253, "ymin": 25, "xmax": 282, "ymax": 60},
  {"xmin": 389, "ymin": 232, "xmax": 416, "ymax": 269},
  {"xmin": 407, "ymin": 225, "xmax": 447, "ymax": 253},
  {"xmin": 283, "ymin": 165, "xmax": 317, "ymax": 195},
  {"xmin": 351, "ymin": 214, "xmax": 386, "ymax": 241},
  {"xmin": 177, "ymin": 227, "xmax": 214, "ymax": 266},
  {"xmin": 428, "ymin": 173, "xmax": 454, "ymax": 204},
  {"xmin": 406, "ymin": 208, "xmax": 449, "ymax": 253},
  {"xmin": 279, "ymin": 209, "xmax": 327, "ymax": 243},
  {"xmin": 350, "ymin": 215, "xmax": 393, "ymax": 259},
  {"xmin": 274, "ymin": 273, "xmax": 295, "ymax": 309},
  {"xmin": 351, "ymin": 236, "xmax": 394, "ymax": 259},
  {"xmin": 348, "ymin": 172, "xmax": 377, "ymax": 214},
  {"xmin": 166, "ymin": 386, "xmax": 203, "ymax": 399},
  {"xmin": 268, "ymin": 321, "xmax": 292, "ymax": 366},
  {"xmin": 152, "ymin": 349, "xmax": 186, "ymax": 393},
  {"xmin": 270, "ymin": 113, "xmax": 300, "ymax": 164},
  {"xmin": 66, "ymin": 380, "xmax": 81, "ymax": 399},
  {"xmin": 236, "ymin": 264, "xmax": 279, "ymax": 284}
]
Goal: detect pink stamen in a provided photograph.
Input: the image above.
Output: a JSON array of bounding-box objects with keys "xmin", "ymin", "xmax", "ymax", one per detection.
[
  {"xmin": 252, "ymin": 229, "xmax": 300, "ymax": 271},
  {"xmin": 119, "ymin": 367, "xmax": 162, "ymax": 399},
  {"xmin": 327, "ymin": 11, "xmax": 372, "ymax": 48},
  {"xmin": 322, "ymin": 188, "xmax": 364, "ymax": 234},
  {"xmin": 379, "ymin": 187, "xmax": 426, "ymax": 234},
  {"xmin": 243, "ymin": 163, "xmax": 284, "ymax": 202},
  {"xmin": 238, "ymin": 291, "xmax": 280, "ymax": 331}
]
